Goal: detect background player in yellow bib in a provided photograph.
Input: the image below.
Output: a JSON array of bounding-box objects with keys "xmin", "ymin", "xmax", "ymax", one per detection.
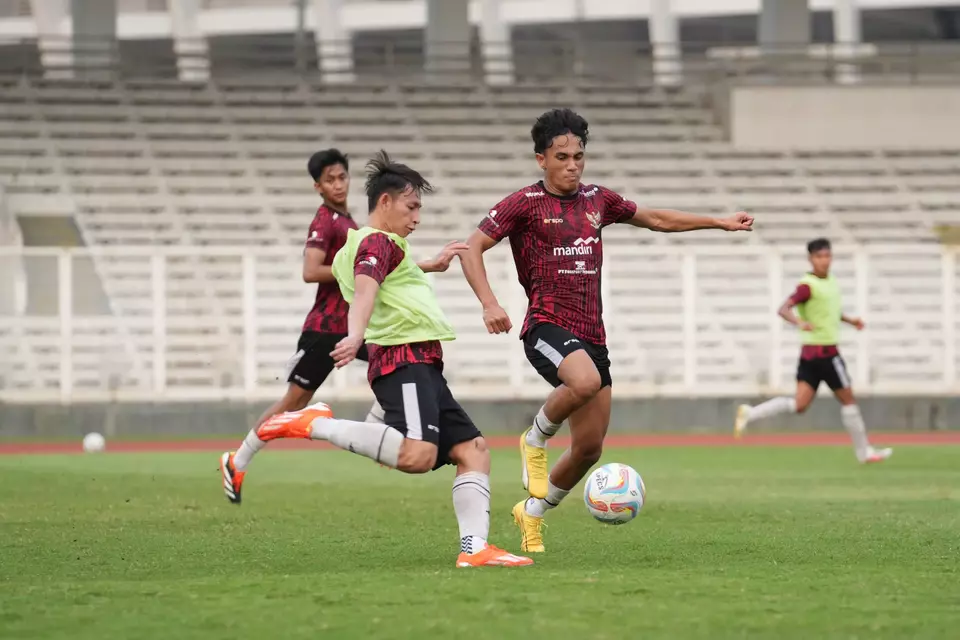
[{"xmin": 734, "ymin": 238, "xmax": 892, "ymax": 464}]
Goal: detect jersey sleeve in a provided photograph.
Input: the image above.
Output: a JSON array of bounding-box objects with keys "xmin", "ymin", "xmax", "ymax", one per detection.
[
  {"xmin": 354, "ymin": 234, "xmax": 404, "ymax": 284},
  {"xmin": 788, "ymin": 283, "xmax": 812, "ymax": 305},
  {"xmin": 598, "ymin": 186, "xmax": 638, "ymax": 227},
  {"xmin": 477, "ymin": 191, "xmax": 528, "ymax": 242},
  {"xmin": 304, "ymin": 211, "xmax": 333, "ymax": 253}
]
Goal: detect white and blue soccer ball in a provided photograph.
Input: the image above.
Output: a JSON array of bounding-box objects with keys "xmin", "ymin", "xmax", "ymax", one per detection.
[{"xmin": 583, "ymin": 463, "xmax": 646, "ymax": 525}]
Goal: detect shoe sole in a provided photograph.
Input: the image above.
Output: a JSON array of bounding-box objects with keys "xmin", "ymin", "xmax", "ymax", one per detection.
[
  {"xmin": 220, "ymin": 452, "xmax": 241, "ymax": 504},
  {"xmin": 862, "ymin": 449, "xmax": 893, "ymax": 464}
]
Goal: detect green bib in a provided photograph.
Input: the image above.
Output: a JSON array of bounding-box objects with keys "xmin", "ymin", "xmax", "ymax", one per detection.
[
  {"xmin": 332, "ymin": 227, "xmax": 456, "ymax": 346},
  {"xmin": 795, "ymin": 273, "xmax": 842, "ymax": 345}
]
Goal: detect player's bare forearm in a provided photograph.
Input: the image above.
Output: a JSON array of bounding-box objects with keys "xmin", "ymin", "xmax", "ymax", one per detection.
[
  {"xmin": 629, "ymin": 208, "xmax": 721, "ymax": 232},
  {"xmin": 347, "ymin": 275, "xmax": 379, "ymax": 338},
  {"xmin": 778, "ymin": 302, "xmax": 801, "ymax": 327},
  {"xmin": 303, "ymin": 265, "xmax": 335, "ymax": 283},
  {"xmin": 302, "ymin": 248, "xmax": 335, "ymax": 283},
  {"xmin": 626, "ymin": 209, "xmax": 754, "ymax": 233},
  {"xmin": 841, "ymin": 314, "xmax": 865, "ymax": 330},
  {"xmin": 416, "ymin": 259, "xmax": 437, "ymax": 273},
  {"xmin": 461, "ymin": 230, "xmax": 501, "ymax": 308}
]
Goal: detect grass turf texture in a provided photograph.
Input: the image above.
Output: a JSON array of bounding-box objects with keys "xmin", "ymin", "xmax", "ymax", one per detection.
[{"xmin": 1, "ymin": 446, "xmax": 958, "ymax": 639}]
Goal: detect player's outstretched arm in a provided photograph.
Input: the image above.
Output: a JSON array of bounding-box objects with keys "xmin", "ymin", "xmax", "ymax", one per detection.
[
  {"xmin": 461, "ymin": 229, "xmax": 512, "ymax": 334},
  {"xmin": 625, "ymin": 209, "xmax": 754, "ymax": 233},
  {"xmin": 331, "ymin": 274, "xmax": 379, "ymax": 368}
]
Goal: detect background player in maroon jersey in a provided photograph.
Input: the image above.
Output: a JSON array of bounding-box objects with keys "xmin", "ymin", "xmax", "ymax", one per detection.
[{"xmin": 459, "ymin": 108, "xmax": 754, "ymax": 553}]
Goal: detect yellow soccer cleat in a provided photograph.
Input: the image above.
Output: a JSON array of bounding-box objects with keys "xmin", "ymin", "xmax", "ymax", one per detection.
[
  {"xmin": 519, "ymin": 427, "xmax": 548, "ymax": 499},
  {"xmin": 512, "ymin": 500, "xmax": 545, "ymax": 553},
  {"xmin": 733, "ymin": 404, "xmax": 750, "ymax": 440}
]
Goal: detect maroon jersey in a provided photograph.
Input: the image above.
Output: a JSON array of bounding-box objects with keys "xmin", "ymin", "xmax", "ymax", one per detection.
[
  {"xmin": 354, "ymin": 232, "xmax": 444, "ymax": 383},
  {"xmin": 477, "ymin": 182, "xmax": 637, "ymax": 345},
  {"xmin": 302, "ymin": 205, "xmax": 358, "ymax": 334},
  {"xmin": 789, "ymin": 283, "xmax": 840, "ymax": 360}
]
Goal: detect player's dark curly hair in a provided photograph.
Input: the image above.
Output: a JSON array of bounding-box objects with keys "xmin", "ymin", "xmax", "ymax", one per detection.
[
  {"xmin": 531, "ymin": 108, "xmax": 589, "ymax": 155},
  {"xmin": 307, "ymin": 148, "xmax": 349, "ymax": 182},
  {"xmin": 364, "ymin": 150, "xmax": 435, "ymax": 212},
  {"xmin": 807, "ymin": 237, "xmax": 831, "ymax": 253}
]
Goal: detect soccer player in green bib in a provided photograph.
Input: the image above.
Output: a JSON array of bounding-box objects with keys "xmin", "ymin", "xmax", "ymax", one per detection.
[
  {"xmin": 220, "ymin": 151, "xmax": 533, "ymax": 568},
  {"xmin": 734, "ymin": 238, "xmax": 892, "ymax": 464}
]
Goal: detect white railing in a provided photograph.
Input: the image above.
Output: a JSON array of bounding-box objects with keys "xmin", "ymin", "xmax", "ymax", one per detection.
[{"xmin": 0, "ymin": 242, "xmax": 955, "ymax": 404}]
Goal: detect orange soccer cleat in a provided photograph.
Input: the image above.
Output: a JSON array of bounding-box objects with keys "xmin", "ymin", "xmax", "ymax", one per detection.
[
  {"xmin": 255, "ymin": 402, "xmax": 333, "ymax": 442},
  {"xmin": 220, "ymin": 451, "xmax": 245, "ymax": 505},
  {"xmin": 455, "ymin": 544, "xmax": 534, "ymax": 568}
]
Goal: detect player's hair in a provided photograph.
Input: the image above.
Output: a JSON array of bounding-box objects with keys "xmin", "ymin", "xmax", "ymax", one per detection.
[
  {"xmin": 531, "ymin": 108, "xmax": 589, "ymax": 155},
  {"xmin": 307, "ymin": 148, "xmax": 349, "ymax": 182},
  {"xmin": 364, "ymin": 149, "xmax": 435, "ymax": 212},
  {"xmin": 807, "ymin": 237, "xmax": 831, "ymax": 254}
]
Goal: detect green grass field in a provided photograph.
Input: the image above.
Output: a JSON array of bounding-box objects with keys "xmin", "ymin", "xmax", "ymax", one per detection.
[{"xmin": 1, "ymin": 446, "xmax": 958, "ymax": 639}]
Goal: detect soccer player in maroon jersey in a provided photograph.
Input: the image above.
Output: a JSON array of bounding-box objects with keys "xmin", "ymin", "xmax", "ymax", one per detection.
[{"xmin": 459, "ymin": 108, "xmax": 754, "ymax": 553}]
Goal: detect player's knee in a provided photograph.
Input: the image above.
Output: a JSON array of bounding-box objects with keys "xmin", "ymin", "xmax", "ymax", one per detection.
[
  {"xmin": 566, "ymin": 370, "xmax": 602, "ymax": 402},
  {"xmin": 448, "ymin": 437, "xmax": 490, "ymax": 472},
  {"xmin": 397, "ymin": 441, "xmax": 437, "ymax": 474},
  {"xmin": 794, "ymin": 400, "xmax": 810, "ymax": 414}
]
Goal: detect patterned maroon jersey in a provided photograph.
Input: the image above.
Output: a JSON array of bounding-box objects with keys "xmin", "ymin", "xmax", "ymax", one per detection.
[
  {"xmin": 354, "ymin": 232, "xmax": 444, "ymax": 383},
  {"xmin": 789, "ymin": 282, "xmax": 840, "ymax": 360},
  {"xmin": 477, "ymin": 182, "xmax": 637, "ymax": 345},
  {"xmin": 302, "ymin": 205, "xmax": 358, "ymax": 334}
]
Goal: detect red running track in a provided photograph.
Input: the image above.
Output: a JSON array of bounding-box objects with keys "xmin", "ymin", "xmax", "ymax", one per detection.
[{"xmin": 2, "ymin": 432, "xmax": 959, "ymax": 455}]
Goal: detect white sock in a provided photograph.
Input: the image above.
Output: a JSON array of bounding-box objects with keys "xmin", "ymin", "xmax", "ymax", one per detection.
[
  {"xmin": 841, "ymin": 404, "xmax": 871, "ymax": 460},
  {"xmin": 233, "ymin": 429, "xmax": 264, "ymax": 472},
  {"xmin": 452, "ymin": 471, "xmax": 490, "ymax": 555},
  {"xmin": 365, "ymin": 400, "xmax": 385, "ymax": 424},
  {"xmin": 309, "ymin": 417, "xmax": 403, "ymax": 468},
  {"xmin": 526, "ymin": 406, "xmax": 561, "ymax": 448},
  {"xmin": 524, "ymin": 478, "xmax": 571, "ymax": 518},
  {"xmin": 745, "ymin": 396, "xmax": 797, "ymax": 424}
]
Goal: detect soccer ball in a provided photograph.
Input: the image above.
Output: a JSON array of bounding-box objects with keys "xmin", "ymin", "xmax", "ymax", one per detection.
[
  {"xmin": 82, "ymin": 432, "xmax": 106, "ymax": 453},
  {"xmin": 583, "ymin": 463, "xmax": 646, "ymax": 524}
]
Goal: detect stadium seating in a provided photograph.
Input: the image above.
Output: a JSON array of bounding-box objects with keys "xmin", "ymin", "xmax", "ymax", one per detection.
[{"xmin": 0, "ymin": 75, "xmax": 954, "ymax": 400}]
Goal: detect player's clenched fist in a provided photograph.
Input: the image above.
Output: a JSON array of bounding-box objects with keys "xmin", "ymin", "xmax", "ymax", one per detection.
[
  {"xmin": 482, "ymin": 303, "xmax": 512, "ymax": 335},
  {"xmin": 721, "ymin": 211, "xmax": 754, "ymax": 231}
]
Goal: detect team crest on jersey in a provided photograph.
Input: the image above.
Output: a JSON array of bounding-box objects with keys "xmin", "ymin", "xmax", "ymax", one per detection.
[{"xmin": 586, "ymin": 211, "xmax": 601, "ymax": 230}]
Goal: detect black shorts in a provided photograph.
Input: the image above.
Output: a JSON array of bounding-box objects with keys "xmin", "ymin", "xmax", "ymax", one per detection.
[
  {"xmin": 371, "ymin": 363, "xmax": 482, "ymax": 471},
  {"xmin": 797, "ymin": 354, "xmax": 851, "ymax": 392},
  {"xmin": 286, "ymin": 331, "xmax": 369, "ymax": 391},
  {"xmin": 523, "ymin": 323, "xmax": 612, "ymax": 389}
]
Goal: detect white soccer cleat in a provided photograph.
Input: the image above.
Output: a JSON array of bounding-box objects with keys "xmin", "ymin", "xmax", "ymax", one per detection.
[
  {"xmin": 860, "ymin": 447, "xmax": 893, "ymax": 464},
  {"xmin": 734, "ymin": 404, "xmax": 750, "ymax": 439}
]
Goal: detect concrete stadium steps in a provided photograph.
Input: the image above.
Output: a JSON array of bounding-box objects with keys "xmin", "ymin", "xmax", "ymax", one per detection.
[{"xmin": 2, "ymin": 78, "xmax": 960, "ymax": 397}]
